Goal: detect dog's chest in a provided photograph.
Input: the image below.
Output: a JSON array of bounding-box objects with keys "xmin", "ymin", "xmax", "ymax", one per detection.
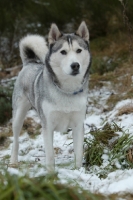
[
  {"xmin": 42, "ymin": 95, "xmax": 86, "ymax": 132},
  {"xmin": 50, "ymin": 112, "xmax": 72, "ymax": 132},
  {"xmin": 49, "ymin": 109, "xmax": 85, "ymax": 133}
]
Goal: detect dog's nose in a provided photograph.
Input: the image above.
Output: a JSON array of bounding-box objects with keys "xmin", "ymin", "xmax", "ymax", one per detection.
[{"xmin": 71, "ymin": 62, "xmax": 80, "ymax": 71}]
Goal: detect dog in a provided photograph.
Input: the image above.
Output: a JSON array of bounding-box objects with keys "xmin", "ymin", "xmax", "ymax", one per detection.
[{"xmin": 10, "ymin": 21, "xmax": 91, "ymax": 171}]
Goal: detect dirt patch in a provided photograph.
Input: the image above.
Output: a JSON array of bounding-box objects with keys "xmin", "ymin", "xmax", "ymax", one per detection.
[{"xmin": 23, "ymin": 117, "xmax": 41, "ymax": 137}]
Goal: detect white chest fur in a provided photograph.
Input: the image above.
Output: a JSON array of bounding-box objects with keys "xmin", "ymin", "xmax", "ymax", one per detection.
[{"xmin": 42, "ymin": 93, "xmax": 87, "ymax": 132}]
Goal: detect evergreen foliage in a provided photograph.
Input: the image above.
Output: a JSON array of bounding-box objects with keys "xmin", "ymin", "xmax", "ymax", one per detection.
[{"xmin": 0, "ymin": 84, "xmax": 13, "ymax": 124}]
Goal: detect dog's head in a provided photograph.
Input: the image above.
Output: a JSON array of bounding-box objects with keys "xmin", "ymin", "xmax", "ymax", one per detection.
[{"xmin": 46, "ymin": 22, "xmax": 91, "ymax": 92}]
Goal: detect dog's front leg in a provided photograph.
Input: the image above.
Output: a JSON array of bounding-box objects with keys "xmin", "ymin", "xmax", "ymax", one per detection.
[
  {"xmin": 42, "ymin": 128, "xmax": 54, "ymax": 171},
  {"xmin": 72, "ymin": 124, "xmax": 84, "ymax": 168}
]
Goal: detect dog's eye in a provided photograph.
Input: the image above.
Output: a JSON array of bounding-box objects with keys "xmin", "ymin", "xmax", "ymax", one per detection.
[
  {"xmin": 76, "ymin": 49, "xmax": 82, "ymax": 53},
  {"xmin": 60, "ymin": 50, "xmax": 67, "ymax": 55}
]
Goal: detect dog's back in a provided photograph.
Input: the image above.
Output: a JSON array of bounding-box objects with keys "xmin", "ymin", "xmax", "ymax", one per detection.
[{"xmin": 13, "ymin": 35, "xmax": 48, "ymax": 112}]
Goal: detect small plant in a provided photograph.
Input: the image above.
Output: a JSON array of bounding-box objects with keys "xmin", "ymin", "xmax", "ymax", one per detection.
[
  {"xmin": 84, "ymin": 122, "xmax": 133, "ymax": 170},
  {"xmin": 84, "ymin": 137, "xmax": 104, "ymax": 166},
  {"xmin": 84, "ymin": 123, "xmax": 119, "ymax": 167},
  {"xmin": 109, "ymin": 133, "xmax": 133, "ymax": 168}
]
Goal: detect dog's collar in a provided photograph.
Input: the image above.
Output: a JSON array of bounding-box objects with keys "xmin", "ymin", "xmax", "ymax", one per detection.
[
  {"xmin": 73, "ymin": 88, "xmax": 83, "ymax": 95},
  {"xmin": 53, "ymin": 81, "xmax": 84, "ymax": 95}
]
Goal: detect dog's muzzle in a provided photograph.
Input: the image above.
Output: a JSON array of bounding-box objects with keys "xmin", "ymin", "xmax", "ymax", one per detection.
[{"xmin": 71, "ymin": 62, "xmax": 80, "ymax": 76}]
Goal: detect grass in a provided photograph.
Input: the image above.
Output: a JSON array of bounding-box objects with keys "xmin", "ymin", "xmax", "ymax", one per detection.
[
  {"xmin": 106, "ymin": 93, "xmax": 122, "ymax": 111},
  {"xmin": 116, "ymin": 103, "xmax": 133, "ymax": 116},
  {"xmin": 90, "ymin": 32, "xmax": 133, "ymax": 111},
  {"xmin": 89, "ymin": 59, "xmax": 133, "ymax": 111},
  {"xmin": 1, "ymin": 171, "xmax": 133, "ymax": 200},
  {"xmin": 84, "ymin": 122, "xmax": 119, "ymax": 167},
  {"xmin": 109, "ymin": 134, "xmax": 133, "ymax": 168},
  {"xmin": 84, "ymin": 122, "xmax": 133, "ymax": 174},
  {"xmin": 0, "ymin": 172, "xmax": 105, "ymax": 200}
]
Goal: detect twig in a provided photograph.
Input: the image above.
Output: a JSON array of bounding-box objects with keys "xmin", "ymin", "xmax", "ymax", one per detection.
[{"xmin": 0, "ymin": 77, "xmax": 16, "ymax": 84}]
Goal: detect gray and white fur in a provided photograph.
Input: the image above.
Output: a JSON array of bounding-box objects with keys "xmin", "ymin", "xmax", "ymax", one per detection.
[{"xmin": 10, "ymin": 21, "xmax": 91, "ymax": 171}]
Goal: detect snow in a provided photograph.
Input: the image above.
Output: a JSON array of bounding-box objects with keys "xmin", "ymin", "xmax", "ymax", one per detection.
[
  {"xmin": 99, "ymin": 170, "xmax": 133, "ymax": 194},
  {"xmin": 1, "ymin": 85, "xmax": 133, "ymax": 195}
]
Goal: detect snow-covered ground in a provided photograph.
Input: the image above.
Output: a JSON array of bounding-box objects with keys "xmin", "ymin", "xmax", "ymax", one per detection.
[{"xmin": 1, "ymin": 85, "xmax": 133, "ymax": 195}]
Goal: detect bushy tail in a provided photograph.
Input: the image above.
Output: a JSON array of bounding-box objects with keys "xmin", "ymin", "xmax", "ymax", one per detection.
[{"xmin": 19, "ymin": 35, "xmax": 48, "ymax": 65}]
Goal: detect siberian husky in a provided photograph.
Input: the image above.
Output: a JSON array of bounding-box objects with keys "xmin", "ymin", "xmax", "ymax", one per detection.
[{"xmin": 10, "ymin": 21, "xmax": 91, "ymax": 171}]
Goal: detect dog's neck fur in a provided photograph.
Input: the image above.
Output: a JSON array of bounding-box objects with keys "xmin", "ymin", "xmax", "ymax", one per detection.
[{"xmin": 52, "ymin": 78, "xmax": 85, "ymax": 95}]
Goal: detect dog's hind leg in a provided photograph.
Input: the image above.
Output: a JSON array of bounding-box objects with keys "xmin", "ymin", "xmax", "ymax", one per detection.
[{"xmin": 10, "ymin": 96, "xmax": 31, "ymax": 165}]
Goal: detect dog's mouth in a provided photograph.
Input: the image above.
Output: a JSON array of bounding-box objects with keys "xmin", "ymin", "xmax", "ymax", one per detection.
[{"xmin": 71, "ymin": 71, "xmax": 79, "ymax": 76}]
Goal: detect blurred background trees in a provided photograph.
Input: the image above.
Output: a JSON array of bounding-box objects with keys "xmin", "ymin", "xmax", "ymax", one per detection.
[{"xmin": 0, "ymin": 0, "xmax": 133, "ymax": 69}]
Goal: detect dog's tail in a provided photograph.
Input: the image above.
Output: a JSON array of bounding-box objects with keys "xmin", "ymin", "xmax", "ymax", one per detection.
[{"xmin": 19, "ymin": 35, "xmax": 48, "ymax": 65}]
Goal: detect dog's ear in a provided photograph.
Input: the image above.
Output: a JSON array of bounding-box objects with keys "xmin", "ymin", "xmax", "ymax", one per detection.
[
  {"xmin": 76, "ymin": 21, "xmax": 89, "ymax": 41},
  {"xmin": 48, "ymin": 23, "xmax": 62, "ymax": 44}
]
